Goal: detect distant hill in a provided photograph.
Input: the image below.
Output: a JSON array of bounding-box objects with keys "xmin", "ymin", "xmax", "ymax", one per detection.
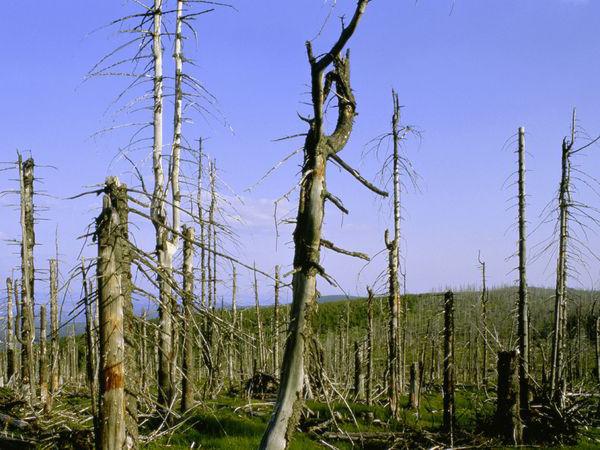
[{"xmin": 318, "ymin": 294, "xmax": 359, "ymax": 304}]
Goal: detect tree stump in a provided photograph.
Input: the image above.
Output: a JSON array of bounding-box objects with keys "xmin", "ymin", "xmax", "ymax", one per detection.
[{"xmin": 495, "ymin": 350, "xmax": 523, "ymax": 445}]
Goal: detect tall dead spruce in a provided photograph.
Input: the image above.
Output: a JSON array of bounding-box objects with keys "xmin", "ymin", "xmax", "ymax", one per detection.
[
  {"xmin": 516, "ymin": 127, "xmax": 530, "ymax": 417},
  {"xmin": 260, "ymin": 1, "xmax": 386, "ymax": 448},
  {"xmin": 18, "ymin": 154, "xmax": 36, "ymax": 403}
]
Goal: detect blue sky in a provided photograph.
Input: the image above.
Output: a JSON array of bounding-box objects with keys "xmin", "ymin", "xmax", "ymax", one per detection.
[{"xmin": 1, "ymin": 0, "xmax": 600, "ymax": 308}]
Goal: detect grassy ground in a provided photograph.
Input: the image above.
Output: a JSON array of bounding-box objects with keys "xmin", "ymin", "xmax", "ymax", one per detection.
[{"xmin": 145, "ymin": 390, "xmax": 600, "ymax": 449}]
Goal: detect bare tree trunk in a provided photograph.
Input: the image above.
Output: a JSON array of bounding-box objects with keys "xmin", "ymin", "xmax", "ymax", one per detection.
[
  {"xmin": 254, "ymin": 265, "xmax": 265, "ymax": 372},
  {"xmin": 97, "ymin": 192, "xmax": 126, "ymax": 450},
  {"xmin": 595, "ymin": 316, "xmax": 600, "ymax": 385},
  {"xmin": 49, "ymin": 259, "xmax": 59, "ymax": 404},
  {"xmin": 105, "ymin": 177, "xmax": 138, "ymax": 447},
  {"xmin": 5, "ymin": 278, "xmax": 16, "ymax": 385},
  {"xmin": 443, "ymin": 291, "xmax": 455, "ymax": 438},
  {"xmin": 478, "ymin": 253, "xmax": 488, "ymax": 387},
  {"xmin": 366, "ymin": 287, "xmax": 374, "ymax": 406},
  {"xmin": 550, "ymin": 114, "xmax": 574, "ymax": 406},
  {"xmin": 39, "ymin": 305, "xmax": 48, "ymax": 408},
  {"xmin": 260, "ymin": 3, "xmax": 371, "ymax": 447},
  {"xmin": 391, "ymin": 90, "xmax": 404, "ymax": 393},
  {"xmin": 495, "ymin": 351, "xmax": 523, "ymax": 445},
  {"xmin": 83, "ymin": 259, "xmax": 99, "ymax": 437},
  {"xmin": 386, "ymin": 230, "xmax": 401, "ymax": 419},
  {"xmin": 18, "ymin": 154, "xmax": 36, "ymax": 403},
  {"xmin": 353, "ymin": 341, "xmax": 365, "ymax": 401},
  {"xmin": 517, "ymin": 127, "xmax": 530, "ymax": 417},
  {"xmin": 149, "ymin": 0, "xmax": 175, "ymax": 415},
  {"xmin": 273, "ymin": 265, "xmax": 280, "ymax": 376},
  {"xmin": 409, "ymin": 362, "xmax": 420, "ymax": 410},
  {"xmin": 181, "ymin": 226, "xmax": 195, "ymax": 412}
]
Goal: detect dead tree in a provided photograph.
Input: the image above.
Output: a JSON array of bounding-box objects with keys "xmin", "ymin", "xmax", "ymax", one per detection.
[
  {"xmin": 273, "ymin": 265, "xmax": 280, "ymax": 376},
  {"xmin": 495, "ymin": 351, "xmax": 523, "ymax": 445},
  {"xmin": 39, "ymin": 305, "xmax": 49, "ymax": 409},
  {"xmin": 478, "ymin": 252, "xmax": 488, "ymax": 386},
  {"xmin": 96, "ymin": 190, "xmax": 126, "ymax": 450},
  {"xmin": 443, "ymin": 291, "xmax": 455, "ymax": 437},
  {"xmin": 366, "ymin": 287, "xmax": 374, "ymax": 406},
  {"xmin": 409, "ymin": 362, "xmax": 420, "ymax": 410},
  {"xmin": 517, "ymin": 127, "xmax": 530, "ymax": 417},
  {"xmin": 550, "ymin": 113, "xmax": 575, "ymax": 405},
  {"xmin": 254, "ymin": 264, "xmax": 265, "ymax": 372},
  {"xmin": 105, "ymin": 177, "xmax": 138, "ymax": 447},
  {"xmin": 259, "ymin": 2, "xmax": 381, "ymax": 447},
  {"xmin": 18, "ymin": 154, "xmax": 36, "ymax": 402},
  {"xmin": 228, "ymin": 264, "xmax": 237, "ymax": 387},
  {"xmin": 595, "ymin": 316, "xmax": 600, "ymax": 385},
  {"xmin": 385, "ymin": 229, "xmax": 401, "ymax": 418},
  {"xmin": 5, "ymin": 278, "xmax": 16, "ymax": 385},
  {"xmin": 391, "ymin": 90, "xmax": 405, "ymax": 393},
  {"xmin": 82, "ymin": 259, "xmax": 99, "ymax": 436},
  {"xmin": 49, "ymin": 259, "xmax": 59, "ymax": 404},
  {"xmin": 353, "ymin": 341, "xmax": 365, "ymax": 401},
  {"xmin": 181, "ymin": 225, "xmax": 195, "ymax": 412}
]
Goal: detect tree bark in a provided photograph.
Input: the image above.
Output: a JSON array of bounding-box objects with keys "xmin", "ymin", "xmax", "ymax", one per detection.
[
  {"xmin": 49, "ymin": 259, "xmax": 59, "ymax": 401},
  {"xmin": 443, "ymin": 291, "xmax": 455, "ymax": 436},
  {"xmin": 366, "ymin": 287, "xmax": 374, "ymax": 406},
  {"xmin": 39, "ymin": 305, "xmax": 48, "ymax": 408},
  {"xmin": 82, "ymin": 259, "xmax": 99, "ymax": 437},
  {"xmin": 259, "ymin": 3, "xmax": 369, "ymax": 446},
  {"xmin": 517, "ymin": 127, "xmax": 530, "ymax": 418},
  {"xmin": 495, "ymin": 351, "xmax": 523, "ymax": 445},
  {"xmin": 181, "ymin": 226, "xmax": 195, "ymax": 412},
  {"xmin": 5, "ymin": 278, "xmax": 16, "ymax": 386},
  {"xmin": 97, "ymin": 192, "xmax": 126, "ymax": 450},
  {"xmin": 386, "ymin": 230, "xmax": 401, "ymax": 419},
  {"xmin": 18, "ymin": 155, "xmax": 36, "ymax": 403},
  {"xmin": 550, "ymin": 130, "xmax": 573, "ymax": 406}
]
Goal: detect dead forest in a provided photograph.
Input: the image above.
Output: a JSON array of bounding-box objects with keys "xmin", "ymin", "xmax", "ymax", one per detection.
[{"xmin": 1, "ymin": 1, "xmax": 600, "ymax": 449}]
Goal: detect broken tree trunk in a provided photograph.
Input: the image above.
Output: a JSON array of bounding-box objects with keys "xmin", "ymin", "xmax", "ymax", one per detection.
[
  {"xmin": 366, "ymin": 287, "xmax": 374, "ymax": 406},
  {"xmin": 253, "ymin": 264, "xmax": 265, "ymax": 372},
  {"xmin": 409, "ymin": 362, "xmax": 420, "ymax": 410},
  {"xmin": 105, "ymin": 176, "xmax": 138, "ymax": 448},
  {"xmin": 97, "ymin": 191, "xmax": 126, "ymax": 450},
  {"xmin": 82, "ymin": 258, "xmax": 99, "ymax": 437},
  {"xmin": 353, "ymin": 341, "xmax": 365, "ymax": 401},
  {"xmin": 259, "ymin": 2, "xmax": 375, "ymax": 447},
  {"xmin": 5, "ymin": 278, "xmax": 16, "ymax": 385},
  {"xmin": 443, "ymin": 290, "xmax": 455, "ymax": 436},
  {"xmin": 517, "ymin": 126, "xmax": 530, "ymax": 418},
  {"xmin": 273, "ymin": 265, "xmax": 280, "ymax": 376},
  {"xmin": 181, "ymin": 226, "xmax": 195, "ymax": 412},
  {"xmin": 550, "ymin": 115, "xmax": 574, "ymax": 406},
  {"xmin": 495, "ymin": 350, "xmax": 523, "ymax": 445},
  {"xmin": 18, "ymin": 155, "xmax": 36, "ymax": 403},
  {"xmin": 49, "ymin": 259, "xmax": 59, "ymax": 406},
  {"xmin": 386, "ymin": 229, "xmax": 401, "ymax": 419},
  {"xmin": 39, "ymin": 305, "xmax": 49, "ymax": 409}
]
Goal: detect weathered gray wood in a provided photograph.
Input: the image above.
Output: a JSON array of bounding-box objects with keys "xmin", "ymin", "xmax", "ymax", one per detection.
[
  {"xmin": 39, "ymin": 305, "xmax": 48, "ymax": 407},
  {"xmin": 260, "ymin": 2, "xmax": 371, "ymax": 447},
  {"xmin": 97, "ymin": 192, "xmax": 126, "ymax": 450},
  {"xmin": 181, "ymin": 226, "xmax": 195, "ymax": 412},
  {"xmin": 550, "ymin": 112, "xmax": 575, "ymax": 406},
  {"xmin": 409, "ymin": 362, "xmax": 420, "ymax": 410},
  {"xmin": 49, "ymin": 259, "xmax": 59, "ymax": 402},
  {"xmin": 18, "ymin": 155, "xmax": 36, "ymax": 402},
  {"xmin": 366, "ymin": 287, "xmax": 374, "ymax": 406},
  {"xmin": 82, "ymin": 258, "xmax": 99, "ymax": 437},
  {"xmin": 5, "ymin": 278, "xmax": 16, "ymax": 385},
  {"xmin": 385, "ymin": 229, "xmax": 401, "ymax": 419},
  {"xmin": 517, "ymin": 127, "xmax": 530, "ymax": 417}
]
